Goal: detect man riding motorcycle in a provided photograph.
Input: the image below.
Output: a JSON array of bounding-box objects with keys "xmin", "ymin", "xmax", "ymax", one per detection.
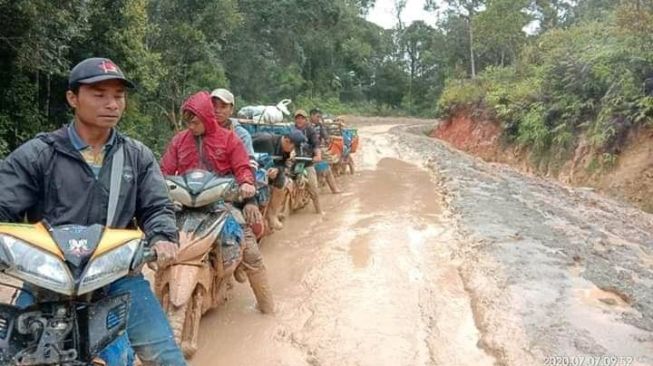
[
  {"xmin": 0, "ymin": 57, "xmax": 186, "ymax": 365},
  {"xmin": 309, "ymin": 108, "xmax": 341, "ymax": 194},
  {"xmin": 209, "ymin": 88, "xmax": 265, "ymax": 236},
  {"xmin": 210, "ymin": 88, "xmax": 255, "ymax": 159},
  {"xmin": 252, "ymin": 131, "xmax": 306, "ymax": 230},
  {"xmin": 160, "ymin": 91, "xmax": 274, "ymax": 314}
]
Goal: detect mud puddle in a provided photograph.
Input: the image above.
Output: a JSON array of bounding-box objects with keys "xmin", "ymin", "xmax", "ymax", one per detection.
[{"xmin": 190, "ymin": 125, "xmax": 493, "ymax": 366}]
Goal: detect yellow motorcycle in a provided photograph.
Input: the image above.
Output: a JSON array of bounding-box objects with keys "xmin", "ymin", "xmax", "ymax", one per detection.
[{"xmin": 0, "ymin": 221, "xmax": 154, "ymax": 365}]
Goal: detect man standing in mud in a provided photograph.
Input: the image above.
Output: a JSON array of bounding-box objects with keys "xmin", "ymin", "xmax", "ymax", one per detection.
[
  {"xmin": 309, "ymin": 108, "xmax": 341, "ymax": 194},
  {"xmin": 294, "ymin": 109, "xmax": 324, "ymax": 214},
  {"xmin": 252, "ymin": 130, "xmax": 307, "ymax": 230},
  {"xmin": 0, "ymin": 57, "xmax": 186, "ymax": 365}
]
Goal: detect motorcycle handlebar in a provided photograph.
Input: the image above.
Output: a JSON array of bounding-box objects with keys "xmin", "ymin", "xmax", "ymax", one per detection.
[{"xmin": 142, "ymin": 248, "xmax": 157, "ymax": 263}]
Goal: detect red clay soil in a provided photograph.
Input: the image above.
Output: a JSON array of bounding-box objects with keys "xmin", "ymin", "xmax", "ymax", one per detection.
[
  {"xmin": 432, "ymin": 109, "xmax": 653, "ymax": 212},
  {"xmin": 431, "ymin": 112, "xmax": 503, "ymax": 161}
]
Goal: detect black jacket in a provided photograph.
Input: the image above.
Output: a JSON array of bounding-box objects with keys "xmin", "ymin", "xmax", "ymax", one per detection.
[
  {"xmin": 295, "ymin": 124, "xmax": 320, "ymax": 153},
  {"xmin": 0, "ymin": 126, "xmax": 178, "ymax": 246},
  {"xmin": 252, "ymin": 133, "xmax": 289, "ymax": 166},
  {"xmin": 252, "ymin": 133, "xmax": 290, "ymax": 188}
]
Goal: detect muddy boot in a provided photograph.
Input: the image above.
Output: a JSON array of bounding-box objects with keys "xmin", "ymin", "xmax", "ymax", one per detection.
[
  {"xmin": 325, "ymin": 169, "xmax": 342, "ymax": 194},
  {"xmin": 312, "ymin": 195, "xmax": 323, "ymax": 214},
  {"xmin": 306, "ymin": 167, "xmax": 323, "ymax": 214},
  {"xmin": 267, "ymin": 187, "xmax": 285, "ymax": 230},
  {"xmin": 234, "ymin": 265, "xmax": 247, "ymax": 283},
  {"xmin": 247, "ymin": 268, "xmax": 275, "ymax": 314}
]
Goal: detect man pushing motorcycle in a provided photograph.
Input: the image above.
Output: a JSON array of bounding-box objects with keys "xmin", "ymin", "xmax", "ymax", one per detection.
[
  {"xmin": 160, "ymin": 91, "xmax": 274, "ymax": 314},
  {"xmin": 0, "ymin": 57, "xmax": 186, "ymax": 365}
]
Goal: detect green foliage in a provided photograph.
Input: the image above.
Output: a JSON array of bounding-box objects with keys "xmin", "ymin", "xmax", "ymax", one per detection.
[
  {"xmin": 2, "ymin": 0, "xmax": 651, "ymax": 161},
  {"xmin": 437, "ymin": 79, "xmax": 485, "ymax": 117},
  {"xmin": 438, "ymin": 3, "xmax": 653, "ymax": 164}
]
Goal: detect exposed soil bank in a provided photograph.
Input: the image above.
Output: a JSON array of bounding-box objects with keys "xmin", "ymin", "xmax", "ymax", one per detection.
[{"xmin": 433, "ymin": 110, "xmax": 653, "ymax": 212}]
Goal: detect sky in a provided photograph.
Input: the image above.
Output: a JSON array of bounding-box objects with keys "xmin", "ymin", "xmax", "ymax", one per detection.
[
  {"xmin": 365, "ymin": 0, "xmax": 438, "ymax": 29},
  {"xmin": 366, "ymin": 0, "xmax": 539, "ymax": 34}
]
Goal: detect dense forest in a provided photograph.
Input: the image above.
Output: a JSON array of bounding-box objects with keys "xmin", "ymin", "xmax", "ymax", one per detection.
[
  {"xmin": 438, "ymin": 0, "xmax": 653, "ymax": 170},
  {"xmin": 0, "ymin": 0, "xmax": 651, "ymax": 157}
]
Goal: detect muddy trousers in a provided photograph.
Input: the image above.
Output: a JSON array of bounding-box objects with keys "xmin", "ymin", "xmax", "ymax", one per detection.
[
  {"xmin": 321, "ymin": 168, "xmax": 341, "ymax": 193},
  {"xmin": 240, "ymin": 227, "xmax": 275, "ymax": 313},
  {"xmin": 306, "ymin": 166, "xmax": 322, "ymax": 213},
  {"xmin": 17, "ymin": 275, "xmax": 187, "ymax": 366},
  {"xmin": 267, "ymin": 186, "xmax": 286, "ymax": 230}
]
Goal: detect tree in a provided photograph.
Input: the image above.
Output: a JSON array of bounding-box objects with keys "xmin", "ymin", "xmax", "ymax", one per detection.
[
  {"xmin": 474, "ymin": 0, "xmax": 531, "ymax": 67},
  {"xmin": 429, "ymin": 0, "xmax": 486, "ymax": 78}
]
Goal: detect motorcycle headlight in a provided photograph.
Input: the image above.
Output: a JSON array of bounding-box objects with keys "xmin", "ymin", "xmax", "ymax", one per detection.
[
  {"xmin": 0, "ymin": 235, "xmax": 74, "ymax": 295},
  {"xmin": 78, "ymin": 239, "xmax": 140, "ymax": 295}
]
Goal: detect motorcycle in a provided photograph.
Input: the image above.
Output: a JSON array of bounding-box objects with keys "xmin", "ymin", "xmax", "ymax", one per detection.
[
  {"xmin": 283, "ymin": 155, "xmax": 314, "ymax": 214},
  {"xmin": 154, "ymin": 170, "xmax": 249, "ymax": 358},
  {"xmin": 324, "ymin": 123, "xmax": 356, "ymax": 176},
  {"xmin": 0, "ymin": 221, "xmax": 154, "ymax": 365},
  {"xmin": 252, "ymin": 152, "xmax": 276, "ymax": 237}
]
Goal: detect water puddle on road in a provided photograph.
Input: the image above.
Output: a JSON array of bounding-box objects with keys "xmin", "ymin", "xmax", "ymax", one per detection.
[
  {"xmin": 190, "ymin": 125, "xmax": 493, "ymax": 366},
  {"xmin": 568, "ymin": 274, "xmax": 652, "ymax": 364}
]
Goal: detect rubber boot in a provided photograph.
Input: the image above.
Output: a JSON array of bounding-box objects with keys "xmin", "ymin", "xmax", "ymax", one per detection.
[
  {"xmin": 311, "ymin": 193, "xmax": 322, "ymax": 214},
  {"xmin": 325, "ymin": 169, "xmax": 342, "ymax": 194},
  {"xmin": 234, "ymin": 265, "xmax": 247, "ymax": 283},
  {"xmin": 247, "ymin": 268, "xmax": 275, "ymax": 314},
  {"xmin": 267, "ymin": 187, "xmax": 285, "ymax": 230}
]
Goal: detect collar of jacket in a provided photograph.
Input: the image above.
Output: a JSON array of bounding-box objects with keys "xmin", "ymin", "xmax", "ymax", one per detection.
[{"xmin": 42, "ymin": 126, "xmax": 125, "ymax": 161}]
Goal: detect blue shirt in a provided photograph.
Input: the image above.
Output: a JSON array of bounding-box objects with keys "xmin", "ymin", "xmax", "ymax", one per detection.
[
  {"xmin": 67, "ymin": 123, "xmax": 116, "ymax": 178},
  {"xmin": 229, "ymin": 118, "xmax": 255, "ymax": 157}
]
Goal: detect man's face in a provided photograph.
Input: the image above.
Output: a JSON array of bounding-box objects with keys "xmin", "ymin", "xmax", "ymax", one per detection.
[
  {"xmin": 213, "ymin": 98, "xmax": 234, "ymax": 125},
  {"xmin": 66, "ymin": 80, "xmax": 126, "ymax": 129},
  {"xmin": 310, "ymin": 113, "xmax": 321, "ymax": 124},
  {"xmin": 281, "ymin": 137, "xmax": 295, "ymax": 153},
  {"xmin": 295, "ymin": 115, "xmax": 307, "ymax": 128},
  {"xmin": 186, "ymin": 114, "xmax": 205, "ymax": 136}
]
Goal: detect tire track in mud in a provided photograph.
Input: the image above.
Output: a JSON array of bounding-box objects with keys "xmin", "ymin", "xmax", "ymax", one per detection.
[
  {"xmin": 393, "ymin": 123, "xmax": 653, "ymax": 366},
  {"xmin": 190, "ymin": 123, "xmax": 494, "ymax": 366}
]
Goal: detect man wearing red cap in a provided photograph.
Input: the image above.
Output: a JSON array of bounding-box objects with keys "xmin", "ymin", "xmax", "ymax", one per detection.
[{"xmin": 0, "ymin": 57, "xmax": 186, "ymax": 365}]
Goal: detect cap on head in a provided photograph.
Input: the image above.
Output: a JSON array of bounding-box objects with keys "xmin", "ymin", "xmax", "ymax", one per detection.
[
  {"xmin": 309, "ymin": 107, "xmax": 322, "ymax": 115},
  {"xmin": 210, "ymin": 88, "xmax": 235, "ymax": 105},
  {"xmin": 287, "ymin": 130, "xmax": 307, "ymax": 146},
  {"xmin": 294, "ymin": 109, "xmax": 308, "ymax": 118},
  {"xmin": 68, "ymin": 57, "xmax": 134, "ymax": 89}
]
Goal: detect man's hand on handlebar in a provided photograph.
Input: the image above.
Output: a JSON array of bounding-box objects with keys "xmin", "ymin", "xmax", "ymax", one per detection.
[
  {"xmin": 152, "ymin": 240, "xmax": 178, "ymax": 268},
  {"xmin": 239, "ymin": 183, "xmax": 256, "ymax": 198},
  {"xmin": 267, "ymin": 168, "xmax": 279, "ymax": 179}
]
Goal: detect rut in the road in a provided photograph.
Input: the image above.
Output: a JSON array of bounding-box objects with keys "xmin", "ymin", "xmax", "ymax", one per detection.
[{"xmin": 189, "ymin": 124, "xmax": 494, "ymax": 366}]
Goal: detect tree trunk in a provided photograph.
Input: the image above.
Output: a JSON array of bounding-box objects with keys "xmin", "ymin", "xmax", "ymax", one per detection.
[
  {"xmin": 45, "ymin": 73, "xmax": 51, "ymax": 120},
  {"xmin": 468, "ymin": 17, "xmax": 476, "ymax": 79}
]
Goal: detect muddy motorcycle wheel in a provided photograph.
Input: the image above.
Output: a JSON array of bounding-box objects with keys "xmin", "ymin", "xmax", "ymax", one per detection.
[{"xmin": 162, "ymin": 286, "xmax": 205, "ymax": 358}]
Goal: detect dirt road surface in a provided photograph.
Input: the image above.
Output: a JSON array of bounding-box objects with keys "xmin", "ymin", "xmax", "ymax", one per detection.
[
  {"xmin": 0, "ymin": 117, "xmax": 649, "ymax": 365},
  {"xmin": 189, "ymin": 119, "xmax": 652, "ymax": 366}
]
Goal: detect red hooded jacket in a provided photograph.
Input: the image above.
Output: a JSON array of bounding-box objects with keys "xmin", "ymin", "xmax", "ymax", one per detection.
[{"xmin": 160, "ymin": 91, "xmax": 254, "ymax": 185}]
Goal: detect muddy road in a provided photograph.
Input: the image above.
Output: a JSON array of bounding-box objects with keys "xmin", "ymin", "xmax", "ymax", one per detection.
[
  {"xmin": 191, "ymin": 123, "xmax": 490, "ymax": 366},
  {"xmin": 191, "ymin": 120, "xmax": 652, "ymax": 366},
  {"xmin": 0, "ymin": 118, "xmax": 648, "ymax": 365}
]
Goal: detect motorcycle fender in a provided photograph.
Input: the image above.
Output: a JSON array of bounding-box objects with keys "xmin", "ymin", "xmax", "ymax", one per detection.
[{"xmin": 168, "ymin": 264, "xmax": 202, "ymax": 307}]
